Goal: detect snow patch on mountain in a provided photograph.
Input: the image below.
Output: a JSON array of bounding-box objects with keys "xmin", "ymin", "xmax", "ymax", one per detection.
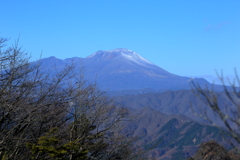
[
  {"xmin": 121, "ymin": 52, "xmax": 153, "ymax": 66},
  {"xmin": 87, "ymin": 48, "xmax": 154, "ymax": 66}
]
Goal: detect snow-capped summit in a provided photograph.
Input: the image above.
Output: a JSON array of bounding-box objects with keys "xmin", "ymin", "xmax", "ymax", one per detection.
[
  {"xmin": 37, "ymin": 49, "xmax": 210, "ymax": 91},
  {"xmin": 87, "ymin": 48, "xmax": 134, "ymax": 58},
  {"xmin": 87, "ymin": 48, "xmax": 153, "ymax": 66},
  {"xmin": 106, "ymin": 48, "xmax": 133, "ymax": 53}
]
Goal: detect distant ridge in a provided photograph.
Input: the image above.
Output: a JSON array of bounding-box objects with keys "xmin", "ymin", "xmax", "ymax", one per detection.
[{"xmin": 37, "ymin": 48, "xmax": 210, "ymax": 91}]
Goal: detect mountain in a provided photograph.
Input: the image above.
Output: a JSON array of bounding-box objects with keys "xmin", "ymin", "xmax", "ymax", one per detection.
[
  {"xmin": 126, "ymin": 107, "xmax": 231, "ymax": 160},
  {"xmin": 38, "ymin": 48, "xmax": 209, "ymax": 91},
  {"xmin": 113, "ymin": 90, "xmax": 235, "ymax": 126},
  {"xmin": 34, "ymin": 49, "xmax": 235, "ymax": 159}
]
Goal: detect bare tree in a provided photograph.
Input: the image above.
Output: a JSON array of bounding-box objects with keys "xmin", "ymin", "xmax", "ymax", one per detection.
[
  {"xmin": 0, "ymin": 38, "xmax": 79, "ymax": 159},
  {"xmin": 192, "ymin": 71, "xmax": 240, "ymax": 145},
  {"xmin": 0, "ymin": 37, "xmax": 139, "ymax": 160},
  {"xmin": 68, "ymin": 82, "xmax": 135, "ymax": 159}
]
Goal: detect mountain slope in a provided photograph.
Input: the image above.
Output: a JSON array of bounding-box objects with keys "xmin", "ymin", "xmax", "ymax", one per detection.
[
  {"xmin": 38, "ymin": 48, "xmax": 209, "ymax": 91},
  {"xmin": 113, "ymin": 90, "xmax": 235, "ymax": 127},
  {"xmin": 83, "ymin": 48, "xmax": 193, "ymax": 90},
  {"xmin": 126, "ymin": 107, "xmax": 230, "ymax": 160}
]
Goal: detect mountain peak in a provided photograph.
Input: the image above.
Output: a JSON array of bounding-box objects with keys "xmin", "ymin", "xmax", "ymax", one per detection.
[
  {"xmin": 87, "ymin": 48, "xmax": 153, "ymax": 66},
  {"xmin": 107, "ymin": 48, "xmax": 133, "ymax": 53}
]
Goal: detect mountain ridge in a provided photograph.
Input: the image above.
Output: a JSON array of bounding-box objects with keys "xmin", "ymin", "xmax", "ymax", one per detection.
[
  {"xmin": 37, "ymin": 48, "xmax": 209, "ymax": 91},
  {"xmin": 125, "ymin": 107, "xmax": 231, "ymax": 160}
]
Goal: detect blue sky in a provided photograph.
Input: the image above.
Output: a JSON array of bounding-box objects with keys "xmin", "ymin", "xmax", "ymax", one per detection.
[{"xmin": 1, "ymin": 1, "xmax": 240, "ymax": 84}]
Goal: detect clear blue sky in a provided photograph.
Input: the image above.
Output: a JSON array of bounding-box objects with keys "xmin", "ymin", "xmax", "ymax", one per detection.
[{"xmin": 1, "ymin": 0, "xmax": 240, "ymax": 84}]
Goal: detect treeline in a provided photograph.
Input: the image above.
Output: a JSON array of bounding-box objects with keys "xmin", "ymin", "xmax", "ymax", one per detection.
[{"xmin": 0, "ymin": 38, "xmax": 141, "ymax": 160}]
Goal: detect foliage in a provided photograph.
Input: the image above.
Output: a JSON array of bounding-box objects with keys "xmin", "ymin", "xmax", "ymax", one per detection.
[
  {"xmin": 26, "ymin": 128, "xmax": 88, "ymax": 160},
  {"xmin": 189, "ymin": 140, "xmax": 240, "ymax": 160}
]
